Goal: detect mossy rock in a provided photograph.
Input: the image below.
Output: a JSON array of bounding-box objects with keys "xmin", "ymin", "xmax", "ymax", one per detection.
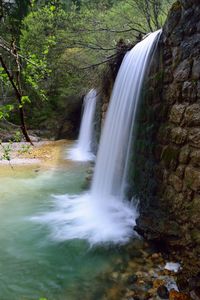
[
  {"xmin": 171, "ymin": 1, "xmax": 182, "ymax": 12},
  {"xmin": 191, "ymin": 229, "xmax": 200, "ymax": 244},
  {"xmin": 161, "ymin": 145, "xmax": 179, "ymax": 169}
]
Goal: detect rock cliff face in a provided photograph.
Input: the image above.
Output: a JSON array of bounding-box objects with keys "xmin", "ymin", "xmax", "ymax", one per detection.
[
  {"xmin": 98, "ymin": 0, "xmax": 200, "ymax": 291},
  {"xmin": 134, "ymin": 0, "xmax": 200, "ymax": 284}
]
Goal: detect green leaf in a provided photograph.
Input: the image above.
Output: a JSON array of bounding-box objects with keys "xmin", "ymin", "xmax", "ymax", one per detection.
[
  {"xmin": 0, "ymin": 104, "xmax": 14, "ymax": 120},
  {"xmin": 50, "ymin": 5, "xmax": 56, "ymax": 12},
  {"xmin": 21, "ymin": 96, "xmax": 31, "ymax": 105}
]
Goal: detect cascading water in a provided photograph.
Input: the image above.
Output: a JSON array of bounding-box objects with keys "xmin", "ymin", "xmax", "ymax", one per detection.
[
  {"xmin": 67, "ymin": 89, "xmax": 97, "ymax": 161},
  {"xmin": 91, "ymin": 30, "xmax": 162, "ymax": 199},
  {"xmin": 31, "ymin": 30, "xmax": 162, "ymax": 245}
]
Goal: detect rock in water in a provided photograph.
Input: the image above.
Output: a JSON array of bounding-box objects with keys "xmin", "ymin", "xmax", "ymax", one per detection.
[
  {"xmin": 169, "ymin": 290, "xmax": 190, "ymax": 300},
  {"xmin": 157, "ymin": 285, "xmax": 169, "ymax": 299},
  {"xmin": 127, "ymin": 274, "xmax": 138, "ymax": 284}
]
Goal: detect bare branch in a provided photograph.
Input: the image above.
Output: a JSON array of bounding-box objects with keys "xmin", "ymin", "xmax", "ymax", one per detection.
[
  {"xmin": 0, "ymin": 37, "xmax": 46, "ymax": 71},
  {"xmin": 65, "ymin": 42, "xmax": 116, "ymax": 51},
  {"xmin": 68, "ymin": 26, "xmax": 146, "ymax": 35},
  {"xmin": 80, "ymin": 53, "xmax": 118, "ymax": 70},
  {"xmin": 2, "ymin": 117, "xmax": 20, "ymax": 128}
]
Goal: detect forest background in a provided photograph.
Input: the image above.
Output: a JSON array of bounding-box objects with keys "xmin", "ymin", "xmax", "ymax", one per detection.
[{"xmin": 0, "ymin": 0, "xmax": 173, "ymax": 142}]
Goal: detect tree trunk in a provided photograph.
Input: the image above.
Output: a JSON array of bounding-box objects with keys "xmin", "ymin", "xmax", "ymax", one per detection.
[{"xmin": 0, "ymin": 54, "xmax": 33, "ymax": 145}]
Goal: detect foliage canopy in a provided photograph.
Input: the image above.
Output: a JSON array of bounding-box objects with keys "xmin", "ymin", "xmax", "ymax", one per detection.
[{"xmin": 0, "ymin": 0, "xmax": 173, "ymax": 139}]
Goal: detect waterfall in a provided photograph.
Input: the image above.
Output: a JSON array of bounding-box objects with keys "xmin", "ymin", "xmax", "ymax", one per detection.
[
  {"xmin": 31, "ymin": 30, "xmax": 162, "ymax": 245},
  {"xmin": 68, "ymin": 89, "xmax": 97, "ymax": 161},
  {"xmin": 92, "ymin": 30, "xmax": 162, "ymax": 199}
]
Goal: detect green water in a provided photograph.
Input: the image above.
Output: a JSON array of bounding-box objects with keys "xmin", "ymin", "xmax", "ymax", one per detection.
[{"xmin": 0, "ymin": 164, "xmax": 123, "ymax": 300}]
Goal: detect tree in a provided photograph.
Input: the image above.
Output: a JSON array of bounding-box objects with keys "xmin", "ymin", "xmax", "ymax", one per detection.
[
  {"xmin": 128, "ymin": 0, "xmax": 173, "ymax": 31},
  {"xmin": 0, "ymin": 0, "xmax": 173, "ymax": 140},
  {"xmin": 0, "ymin": 0, "xmax": 31, "ymax": 37},
  {"xmin": 0, "ymin": 39, "xmax": 33, "ymax": 143}
]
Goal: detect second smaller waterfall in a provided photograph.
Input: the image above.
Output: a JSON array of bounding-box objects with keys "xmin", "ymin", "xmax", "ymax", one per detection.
[
  {"xmin": 32, "ymin": 30, "xmax": 161, "ymax": 246},
  {"xmin": 67, "ymin": 89, "xmax": 97, "ymax": 161}
]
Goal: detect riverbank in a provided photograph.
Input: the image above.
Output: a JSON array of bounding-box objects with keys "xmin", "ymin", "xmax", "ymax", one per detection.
[
  {"xmin": 0, "ymin": 140, "xmax": 194, "ymax": 300},
  {"xmin": 102, "ymin": 240, "xmax": 192, "ymax": 300},
  {"xmin": 0, "ymin": 140, "xmax": 74, "ymax": 169}
]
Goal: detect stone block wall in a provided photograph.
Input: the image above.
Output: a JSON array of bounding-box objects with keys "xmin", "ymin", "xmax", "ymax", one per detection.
[
  {"xmin": 136, "ymin": 0, "xmax": 200, "ymax": 279},
  {"xmin": 98, "ymin": 0, "xmax": 200, "ymax": 285}
]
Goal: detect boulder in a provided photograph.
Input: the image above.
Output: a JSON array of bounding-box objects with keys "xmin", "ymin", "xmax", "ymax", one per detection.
[
  {"xmin": 184, "ymin": 166, "xmax": 200, "ymax": 191},
  {"xmin": 171, "ymin": 127, "xmax": 187, "ymax": 144},
  {"xmin": 179, "ymin": 145, "xmax": 190, "ymax": 163},
  {"xmin": 168, "ymin": 173, "xmax": 183, "ymax": 192},
  {"xmin": 157, "ymin": 285, "xmax": 169, "ymax": 299},
  {"xmin": 182, "ymin": 81, "xmax": 197, "ymax": 102},
  {"xmin": 184, "ymin": 104, "xmax": 200, "ymax": 126},
  {"xmin": 190, "ymin": 150, "xmax": 200, "ymax": 167},
  {"xmin": 192, "ymin": 58, "xmax": 200, "ymax": 80},
  {"xmin": 169, "ymin": 104, "xmax": 186, "ymax": 124},
  {"xmin": 188, "ymin": 128, "xmax": 200, "ymax": 148},
  {"xmin": 174, "ymin": 59, "xmax": 191, "ymax": 82}
]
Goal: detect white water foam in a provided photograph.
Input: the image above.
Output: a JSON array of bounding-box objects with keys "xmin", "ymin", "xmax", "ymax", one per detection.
[
  {"xmin": 31, "ymin": 193, "xmax": 138, "ymax": 245},
  {"xmin": 31, "ymin": 30, "xmax": 162, "ymax": 245}
]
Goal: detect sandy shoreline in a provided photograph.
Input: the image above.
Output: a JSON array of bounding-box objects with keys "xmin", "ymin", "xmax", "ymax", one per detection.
[{"xmin": 0, "ymin": 140, "xmax": 74, "ymax": 169}]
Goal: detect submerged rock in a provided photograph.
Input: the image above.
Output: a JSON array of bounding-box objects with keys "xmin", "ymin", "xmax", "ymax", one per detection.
[
  {"xmin": 157, "ymin": 285, "xmax": 170, "ymax": 299},
  {"xmin": 169, "ymin": 290, "xmax": 191, "ymax": 300},
  {"xmin": 190, "ymin": 289, "xmax": 200, "ymax": 300},
  {"xmin": 127, "ymin": 274, "xmax": 138, "ymax": 284}
]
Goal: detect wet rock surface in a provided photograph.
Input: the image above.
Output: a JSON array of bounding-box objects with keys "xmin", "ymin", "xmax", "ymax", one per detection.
[
  {"xmin": 132, "ymin": 0, "xmax": 200, "ymax": 293},
  {"xmin": 97, "ymin": 0, "xmax": 200, "ymax": 295},
  {"xmin": 95, "ymin": 240, "xmax": 192, "ymax": 300}
]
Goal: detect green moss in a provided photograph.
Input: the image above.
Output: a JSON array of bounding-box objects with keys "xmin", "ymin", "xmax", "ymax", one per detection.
[
  {"xmin": 185, "ymin": 177, "xmax": 194, "ymax": 189},
  {"xmin": 191, "ymin": 229, "xmax": 200, "ymax": 244},
  {"xmin": 170, "ymin": 1, "xmax": 181, "ymax": 12},
  {"xmin": 152, "ymin": 70, "xmax": 164, "ymax": 83},
  {"xmin": 161, "ymin": 145, "xmax": 179, "ymax": 168}
]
